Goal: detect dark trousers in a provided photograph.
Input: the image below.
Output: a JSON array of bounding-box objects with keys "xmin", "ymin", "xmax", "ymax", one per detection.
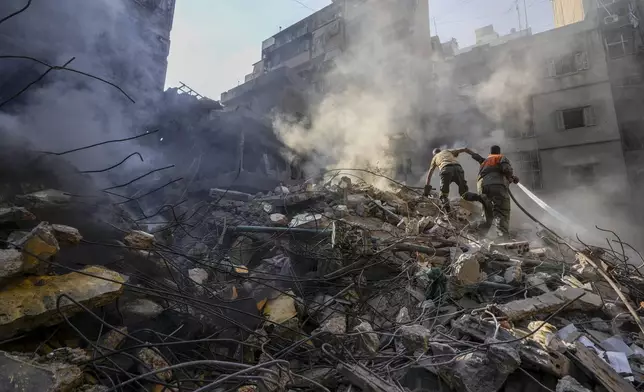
[
  {"xmin": 439, "ymin": 165, "xmax": 488, "ymax": 211},
  {"xmin": 480, "ymin": 184, "xmax": 511, "ymax": 234}
]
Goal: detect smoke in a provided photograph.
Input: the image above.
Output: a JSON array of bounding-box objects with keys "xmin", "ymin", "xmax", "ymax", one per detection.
[
  {"xmin": 0, "ymin": 0, "xmax": 172, "ymax": 181},
  {"xmin": 274, "ymin": 2, "xmax": 431, "ymax": 188}
]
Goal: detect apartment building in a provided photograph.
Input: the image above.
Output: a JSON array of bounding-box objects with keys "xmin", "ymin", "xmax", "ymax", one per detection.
[{"xmin": 220, "ymin": 0, "xmax": 431, "ymax": 115}]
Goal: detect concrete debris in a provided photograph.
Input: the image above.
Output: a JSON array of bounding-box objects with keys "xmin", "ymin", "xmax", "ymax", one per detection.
[
  {"xmin": 121, "ymin": 299, "xmax": 164, "ymax": 323},
  {"xmin": 430, "ymin": 339, "xmax": 521, "ymax": 392},
  {"xmin": 2, "ymin": 159, "xmax": 642, "ymax": 392},
  {"xmin": 209, "ymin": 188, "xmax": 253, "ymax": 201},
  {"xmin": 136, "ymin": 347, "xmax": 172, "ymax": 382},
  {"xmin": 229, "ymin": 236, "xmax": 255, "ymax": 266},
  {"xmin": 493, "ymin": 287, "xmax": 603, "ymax": 321},
  {"xmin": 0, "ymin": 350, "xmax": 84, "ymax": 392},
  {"xmin": 488, "ymin": 241, "xmax": 530, "ymax": 255},
  {"xmin": 354, "ymin": 321, "xmax": 380, "ymax": 354},
  {"xmin": 269, "ymin": 213, "xmax": 288, "ymax": 226},
  {"xmin": 526, "ymin": 273, "xmax": 551, "ymax": 294},
  {"xmin": 97, "ymin": 326, "xmax": 128, "ymax": 352},
  {"xmin": 124, "ymin": 230, "xmax": 155, "ymax": 249},
  {"xmin": 452, "ymin": 252, "xmax": 484, "ymax": 285},
  {"xmin": 51, "ymin": 224, "xmax": 82, "ymax": 244},
  {"xmin": 0, "ymin": 249, "xmax": 24, "ymax": 283},
  {"xmin": 188, "ymin": 268, "xmax": 208, "ymax": 286},
  {"xmin": 504, "ymin": 264, "xmax": 522, "ymax": 285},
  {"xmin": 396, "ymin": 325, "xmax": 432, "ymax": 353},
  {"xmin": 520, "ymin": 341, "xmax": 570, "ymax": 377},
  {"xmin": 556, "ymin": 376, "xmax": 592, "ymax": 392},
  {"xmin": 15, "ymin": 189, "xmax": 72, "ymax": 208},
  {"xmin": 13, "ymin": 222, "xmax": 59, "ymax": 274},
  {"xmin": 264, "ymin": 292, "xmax": 297, "ymax": 325},
  {"xmin": 339, "ymin": 363, "xmax": 398, "ymax": 392},
  {"xmin": 395, "ymin": 307, "xmax": 411, "ymax": 324},
  {"xmin": 0, "ymin": 266, "xmax": 124, "ymax": 339},
  {"xmin": 288, "ymin": 213, "xmax": 329, "ymax": 228},
  {"xmin": 0, "ymin": 206, "xmax": 35, "ymax": 223}
]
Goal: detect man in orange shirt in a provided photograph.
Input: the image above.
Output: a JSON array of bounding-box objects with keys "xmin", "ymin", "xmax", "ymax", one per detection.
[
  {"xmin": 468, "ymin": 145, "xmax": 519, "ymax": 235},
  {"xmin": 425, "ymin": 148, "xmax": 491, "ymax": 221}
]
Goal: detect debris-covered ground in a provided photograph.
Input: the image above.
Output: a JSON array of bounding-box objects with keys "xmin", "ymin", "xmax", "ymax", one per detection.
[{"xmin": 2, "ymin": 170, "xmax": 644, "ymax": 392}]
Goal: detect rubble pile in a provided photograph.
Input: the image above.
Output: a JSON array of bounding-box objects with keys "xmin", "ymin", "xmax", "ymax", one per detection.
[{"xmin": 1, "ymin": 174, "xmax": 644, "ymax": 392}]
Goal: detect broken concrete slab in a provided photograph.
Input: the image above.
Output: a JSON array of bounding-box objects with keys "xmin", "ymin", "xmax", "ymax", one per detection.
[
  {"xmin": 124, "ymin": 230, "xmax": 155, "ymax": 249},
  {"xmin": 13, "ymin": 222, "xmax": 59, "ymax": 274},
  {"xmin": 556, "ymin": 376, "xmax": 592, "ymax": 392},
  {"xmin": 0, "ymin": 265, "xmax": 125, "ymax": 339},
  {"xmin": 51, "ymin": 224, "xmax": 82, "ymax": 245},
  {"xmin": 452, "ymin": 252, "xmax": 484, "ymax": 285},
  {"xmin": 0, "ymin": 206, "xmax": 35, "ymax": 223},
  {"xmin": 431, "ymin": 339, "xmax": 521, "ymax": 392},
  {"xmin": 15, "ymin": 189, "xmax": 72, "ymax": 208},
  {"xmin": 0, "ymin": 350, "xmax": 84, "ymax": 392},
  {"xmin": 493, "ymin": 287, "xmax": 602, "ymax": 321},
  {"xmin": 526, "ymin": 273, "xmax": 551, "ymax": 295}
]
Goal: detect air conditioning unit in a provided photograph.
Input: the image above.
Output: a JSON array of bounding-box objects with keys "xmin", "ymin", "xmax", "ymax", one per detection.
[{"xmin": 604, "ymin": 14, "xmax": 620, "ymax": 24}]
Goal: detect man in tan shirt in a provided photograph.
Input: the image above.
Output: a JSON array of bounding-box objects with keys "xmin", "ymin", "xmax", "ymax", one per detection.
[{"xmin": 425, "ymin": 148, "xmax": 492, "ymax": 221}]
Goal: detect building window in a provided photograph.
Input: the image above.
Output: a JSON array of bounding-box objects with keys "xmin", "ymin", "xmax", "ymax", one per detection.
[
  {"xmin": 556, "ymin": 106, "xmax": 596, "ymax": 130},
  {"xmin": 568, "ymin": 164, "xmax": 597, "ymax": 186},
  {"xmin": 515, "ymin": 150, "xmax": 542, "ymax": 190},
  {"xmin": 621, "ymin": 121, "xmax": 644, "ymax": 151},
  {"xmin": 605, "ymin": 30, "xmax": 636, "ymax": 59},
  {"xmin": 546, "ymin": 51, "xmax": 589, "ymax": 77}
]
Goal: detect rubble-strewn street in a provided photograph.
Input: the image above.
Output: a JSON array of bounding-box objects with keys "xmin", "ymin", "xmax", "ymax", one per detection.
[{"xmin": 1, "ymin": 172, "xmax": 644, "ymax": 392}]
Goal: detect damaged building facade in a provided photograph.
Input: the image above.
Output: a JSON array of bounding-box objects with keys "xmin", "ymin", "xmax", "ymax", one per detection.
[
  {"xmin": 429, "ymin": 0, "xmax": 644, "ymax": 224},
  {"xmin": 220, "ymin": 0, "xmax": 431, "ymax": 117}
]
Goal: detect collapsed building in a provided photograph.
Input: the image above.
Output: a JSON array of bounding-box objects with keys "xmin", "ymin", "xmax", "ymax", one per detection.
[{"xmin": 3, "ymin": 0, "xmax": 644, "ymax": 392}]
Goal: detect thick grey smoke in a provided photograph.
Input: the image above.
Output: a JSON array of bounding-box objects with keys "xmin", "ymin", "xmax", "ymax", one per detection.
[
  {"xmin": 0, "ymin": 0, "xmax": 171, "ymax": 186},
  {"xmin": 275, "ymin": 3, "xmax": 431, "ymax": 189}
]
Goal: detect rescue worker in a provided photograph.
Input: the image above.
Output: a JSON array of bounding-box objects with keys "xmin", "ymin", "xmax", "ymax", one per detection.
[
  {"xmin": 424, "ymin": 147, "xmax": 491, "ymax": 216},
  {"xmin": 469, "ymin": 145, "xmax": 519, "ymax": 236}
]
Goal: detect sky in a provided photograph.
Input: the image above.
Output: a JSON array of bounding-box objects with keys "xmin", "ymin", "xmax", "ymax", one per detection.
[{"xmin": 165, "ymin": 0, "xmax": 556, "ymax": 100}]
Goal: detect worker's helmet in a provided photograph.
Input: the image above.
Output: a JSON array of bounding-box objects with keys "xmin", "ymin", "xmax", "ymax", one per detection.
[
  {"xmin": 432, "ymin": 148, "xmax": 441, "ymax": 155},
  {"xmin": 490, "ymin": 145, "xmax": 501, "ymax": 154}
]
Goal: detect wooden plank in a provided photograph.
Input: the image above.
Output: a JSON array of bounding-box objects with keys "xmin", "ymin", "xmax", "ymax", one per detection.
[{"xmin": 574, "ymin": 341, "xmax": 636, "ymax": 392}]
